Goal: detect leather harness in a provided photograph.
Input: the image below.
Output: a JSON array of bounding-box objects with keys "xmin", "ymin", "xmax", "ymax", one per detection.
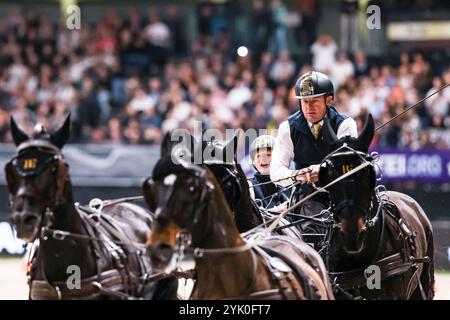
[
  {"xmin": 328, "ymin": 199, "xmax": 429, "ymax": 299},
  {"xmin": 28, "ymin": 204, "xmax": 152, "ymax": 300}
]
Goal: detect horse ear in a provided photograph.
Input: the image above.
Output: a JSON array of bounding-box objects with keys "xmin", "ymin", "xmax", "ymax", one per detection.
[
  {"xmin": 357, "ymin": 113, "xmax": 374, "ymax": 152},
  {"xmin": 161, "ymin": 131, "xmax": 173, "ymax": 157},
  {"xmin": 4, "ymin": 161, "xmax": 19, "ymax": 194},
  {"xmin": 224, "ymin": 131, "xmax": 240, "ymax": 160},
  {"xmin": 55, "ymin": 161, "xmax": 69, "ymax": 206},
  {"xmin": 50, "ymin": 113, "xmax": 71, "ymax": 149},
  {"xmin": 318, "ymin": 161, "xmax": 327, "ymax": 186},
  {"xmin": 142, "ymin": 178, "xmax": 156, "ymax": 212},
  {"xmin": 322, "ymin": 117, "xmax": 339, "ymax": 149},
  {"xmin": 10, "ymin": 117, "xmax": 29, "ymax": 146}
]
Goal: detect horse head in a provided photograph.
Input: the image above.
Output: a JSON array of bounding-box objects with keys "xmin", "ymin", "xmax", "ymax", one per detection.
[
  {"xmin": 5, "ymin": 115, "xmax": 71, "ymax": 242},
  {"xmin": 160, "ymin": 130, "xmax": 261, "ymax": 232},
  {"xmin": 143, "ymin": 147, "xmax": 238, "ymax": 273},
  {"xmin": 319, "ymin": 114, "xmax": 377, "ymax": 254}
]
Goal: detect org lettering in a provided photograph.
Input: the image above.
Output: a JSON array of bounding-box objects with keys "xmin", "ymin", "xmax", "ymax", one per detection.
[{"xmin": 407, "ymin": 155, "xmax": 441, "ymax": 177}]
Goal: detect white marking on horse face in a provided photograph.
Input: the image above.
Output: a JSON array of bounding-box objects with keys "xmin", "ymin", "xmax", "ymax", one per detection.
[
  {"xmin": 164, "ymin": 174, "xmax": 177, "ymax": 186},
  {"xmin": 33, "ymin": 123, "xmax": 44, "ymax": 135}
]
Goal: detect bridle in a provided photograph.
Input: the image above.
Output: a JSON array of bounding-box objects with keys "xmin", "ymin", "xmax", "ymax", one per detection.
[
  {"xmin": 152, "ymin": 160, "xmax": 262, "ymax": 271},
  {"xmin": 317, "ymin": 145, "xmax": 431, "ymax": 300},
  {"xmin": 319, "ymin": 144, "xmax": 381, "ymax": 231},
  {"xmin": 10, "ymin": 140, "xmax": 163, "ymax": 299},
  {"xmin": 8, "ymin": 139, "xmax": 68, "ymax": 232},
  {"xmin": 10, "ymin": 141, "xmax": 63, "ymax": 178},
  {"xmin": 204, "ymin": 160, "xmax": 243, "ymax": 212}
]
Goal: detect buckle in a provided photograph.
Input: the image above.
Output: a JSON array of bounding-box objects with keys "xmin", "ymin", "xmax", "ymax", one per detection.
[{"xmin": 52, "ymin": 230, "xmax": 67, "ymax": 241}]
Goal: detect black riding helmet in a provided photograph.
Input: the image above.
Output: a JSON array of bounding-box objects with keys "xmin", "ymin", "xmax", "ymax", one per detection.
[{"xmin": 294, "ymin": 71, "xmax": 334, "ymax": 100}]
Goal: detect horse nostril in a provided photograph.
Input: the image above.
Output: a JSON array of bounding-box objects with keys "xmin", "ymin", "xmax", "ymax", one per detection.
[
  {"xmin": 23, "ymin": 215, "xmax": 38, "ymax": 226},
  {"xmin": 155, "ymin": 214, "xmax": 169, "ymax": 227},
  {"xmin": 150, "ymin": 242, "xmax": 174, "ymax": 266},
  {"xmin": 357, "ymin": 229, "xmax": 366, "ymax": 242}
]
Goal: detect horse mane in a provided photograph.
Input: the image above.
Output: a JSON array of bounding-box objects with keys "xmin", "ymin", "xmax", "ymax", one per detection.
[
  {"xmin": 199, "ymin": 169, "xmax": 243, "ymax": 245},
  {"xmin": 159, "ymin": 131, "xmax": 261, "ymax": 232},
  {"xmin": 233, "ymin": 162, "xmax": 263, "ymax": 231}
]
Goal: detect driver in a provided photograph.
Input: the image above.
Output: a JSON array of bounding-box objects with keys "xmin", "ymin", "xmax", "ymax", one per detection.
[{"xmin": 270, "ymin": 71, "xmax": 358, "ymax": 233}]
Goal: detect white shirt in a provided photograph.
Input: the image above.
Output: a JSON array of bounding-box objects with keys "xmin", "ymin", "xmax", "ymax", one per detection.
[
  {"xmin": 331, "ymin": 60, "xmax": 355, "ymax": 85},
  {"xmin": 270, "ymin": 116, "xmax": 358, "ymax": 186},
  {"xmin": 146, "ymin": 22, "xmax": 170, "ymax": 47},
  {"xmin": 130, "ymin": 95, "xmax": 156, "ymax": 112},
  {"xmin": 227, "ymin": 85, "xmax": 252, "ymax": 110},
  {"xmin": 311, "ymin": 41, "xmax": 337, "ymax": 73}
]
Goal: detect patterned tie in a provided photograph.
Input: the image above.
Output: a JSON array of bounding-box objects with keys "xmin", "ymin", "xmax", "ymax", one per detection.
[{"xmin": 312, "ymin": 123, "xmax": 321, "ymax": 140}]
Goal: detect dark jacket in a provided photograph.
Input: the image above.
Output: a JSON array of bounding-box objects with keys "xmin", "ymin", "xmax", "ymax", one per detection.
[
  {"xmin": 288, "ymin": 106, "xmax": 348, "ymax": 203},
  {"xmin": 288, "ymin": 106, "xmax": 347, "ymax": 170},
  {"xmin": 250, "ymin": 172, "xmax": 288, "ymax": 209}
]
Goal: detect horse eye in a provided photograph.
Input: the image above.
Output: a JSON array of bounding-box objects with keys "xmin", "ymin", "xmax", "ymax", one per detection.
[{"xmin": 189, "ymin": 185, "xmax": 196, "ymax": 192}]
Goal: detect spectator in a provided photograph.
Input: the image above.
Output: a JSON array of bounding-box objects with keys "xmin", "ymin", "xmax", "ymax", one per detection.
[
  {"xmin": 197, "ymin": 1, "xmax": 214, "ymax": 39},
  {"xmin": 353, "ymin": 51, "xmax": 369, "ymax": 77},
  {"xmin": 128, "ymin": 87, "xmax": 156, "ymax": 113},
  {"xmin": 310, "ymin": 34, "xmax": 337, "ymax": 73},
  {"xmin": 269, "ymin": 51, "xmax": 296, "ymax": 84},
  {"xmin": 164, "ymin": 5, "xmax": 187, "ymax": 57},
  {"xmin": 227, "ymin": 77, "xmax": 252, "ymax": 110},
  {"xmin": 331, "ymin": 52, "xmax": 355, "ymax": 86},
  {"xmin": 107, "ymin": 117, "xmax": 124, "ymax": 144},
  {"xmin": 292, "ymin": 0, "xmax": 321, "ymax": 52},
  {"xmin": 340, "ymin": 0, "xmax": 359, "ymax": 53},
  {"xmin": 269, "ymin": 0, "xmax": 289, "ymax": 55},
  {"xmin": 425, "ymin": 77, "xmax": 449, "ymax": 118},
  {"xmin": 0, "ymin": 109, "xmax": 10, "ymax": 142},
  {"xmin": 144, "ymin": 10, "xmax": 171, "ymax": 68},
  {"xmin": 0, "ymin": 5, "xmax": 449, "ymax": 153},
  {"xmin": 123, "ymin": 7, "xmax": 143, "ymax": 35},
  {"xmin": 249, "ymin": 0, "xmax": 272, "ymax": 60}
]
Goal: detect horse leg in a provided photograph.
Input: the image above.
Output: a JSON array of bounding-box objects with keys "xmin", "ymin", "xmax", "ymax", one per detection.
[
  {"xmin": 419, "ymin": 231, "xmax": 435, "ymax": 300},
  {"xmin": 410, "ymin": 231, "xmax": 435, "ymax": 300},
  {"xmin": 151, "ymin": 276, "xmax": 179, "ymax": 300}
]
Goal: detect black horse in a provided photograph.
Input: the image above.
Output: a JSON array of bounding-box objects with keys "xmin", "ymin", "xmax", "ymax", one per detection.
[
  {"xmin": 160, "ymin": 131, "xmax": 261, "ymax": 233},
  {"xmin": 144, "ymin": 150, "xmax": 334, "ymax": 299},
  {"xmin": 318, "ymin": 114, "xmax": 434, "ymax": 300},
  {"xmin": 160, "ymin": 131, "xmax": 302, "ymax": 239},
  {"xmin": 5, "ymin": 116, "xmax": 178, "ymax": 300}
]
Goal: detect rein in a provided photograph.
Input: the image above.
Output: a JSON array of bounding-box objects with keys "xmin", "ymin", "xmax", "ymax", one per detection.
[
  {"xmin": 169, "ymin": 146, "xmax": 373, "ymax": 264},
  {"xmin": 265, "ymin": 156, "xmax": 373, "ymax": 234},
  {"xmin": 248, "ymin": 171, "xmax": 308, "ymax": 188},
  {"xmin": 39, "ymin": 200, "xmax": 149, "ymax": 250}
]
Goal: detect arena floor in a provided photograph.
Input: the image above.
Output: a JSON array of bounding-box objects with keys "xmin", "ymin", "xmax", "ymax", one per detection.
[{"xmin": 0, "ymin": 257, "xmax": 449, "ymax": 300}]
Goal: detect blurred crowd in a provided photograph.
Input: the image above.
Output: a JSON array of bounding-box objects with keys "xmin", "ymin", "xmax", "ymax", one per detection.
[{"xmin": 0, "ymin": 1, "xmax": 449, "ymax": 150}]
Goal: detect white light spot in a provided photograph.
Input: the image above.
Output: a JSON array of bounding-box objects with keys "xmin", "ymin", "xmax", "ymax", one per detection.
[
  {"xmin": 237, "ymin": 46, "xmax": 248, "ymax": 57},
  {"xmin": 164, "ymin": 174, "xmax": 177, "ymax": 186}
]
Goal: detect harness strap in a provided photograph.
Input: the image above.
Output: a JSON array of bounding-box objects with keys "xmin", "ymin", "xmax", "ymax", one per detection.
[
  {"xmin": 330, "ymin": 252, "xmax": 413, "ymax": 291},
  {"xmin": 222, "ymin": 289, "xmax": 304, "ymax": 300},
  {"xmin": 252, "ymin": 244, "xmax": 306, "ymax": 300},
  {"xmin": 329, "ymin": 201, "xmax": 429, "ymax": 298},
  {"xmin": 30, "ymin": 205, "xmax": 152, "ymax": 300},
  {"xmin": 30, "ymin": 269, "xmax": 140, "ymax": 300}
]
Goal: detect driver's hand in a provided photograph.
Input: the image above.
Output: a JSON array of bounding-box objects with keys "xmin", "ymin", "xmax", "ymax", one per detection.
[
  {"xmin": 295, "ymin": 165, "xmax": 320, "ymax": 184},
  {"xmin": 271, "ymin": 201, "xmax": 288, "ymax": 214}
]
